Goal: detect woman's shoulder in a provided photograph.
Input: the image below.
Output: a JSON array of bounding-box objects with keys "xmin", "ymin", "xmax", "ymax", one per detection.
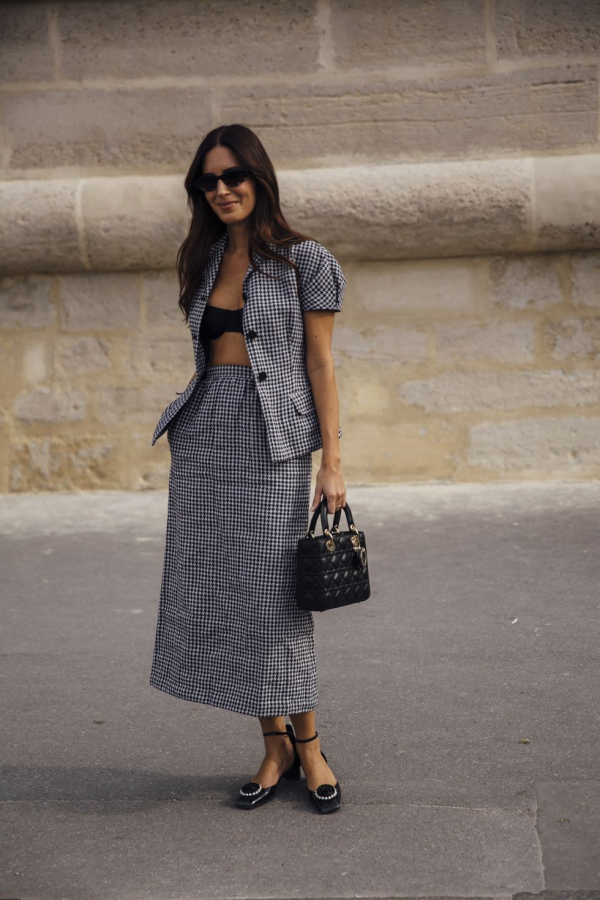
[
  {"xmin": 288, "ymin": 238, "xmax": 346, "ymax": 312},
  {"xmin": 289, "ymin": 238, "xmax": 339, "ymax": 272}
]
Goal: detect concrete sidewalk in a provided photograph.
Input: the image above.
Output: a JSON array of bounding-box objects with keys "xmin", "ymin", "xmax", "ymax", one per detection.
[{"xmin": 1, "ymin": 482, "xmax": 599, "ymax": 900}]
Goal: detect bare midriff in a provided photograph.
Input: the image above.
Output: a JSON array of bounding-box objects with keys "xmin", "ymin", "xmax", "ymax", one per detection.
[{"xmin": 206, "ymin": 249, "xmax": 251, "ymax": 368}]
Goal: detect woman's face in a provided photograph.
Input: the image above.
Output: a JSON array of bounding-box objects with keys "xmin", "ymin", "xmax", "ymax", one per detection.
[{"xmin": 201, "ymin": 146, "xmax": 256, "ymax": 225}]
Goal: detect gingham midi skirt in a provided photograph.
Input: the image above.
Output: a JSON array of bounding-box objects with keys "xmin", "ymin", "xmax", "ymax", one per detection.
[{"xmin": 149, "ymin": 363, "xmax": 318, "ymax": 717}]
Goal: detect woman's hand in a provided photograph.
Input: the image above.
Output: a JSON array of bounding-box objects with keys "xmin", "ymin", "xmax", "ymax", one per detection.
[{"xmin": 310, "ymin": 461, "xmax": 346, "ymax": 514}]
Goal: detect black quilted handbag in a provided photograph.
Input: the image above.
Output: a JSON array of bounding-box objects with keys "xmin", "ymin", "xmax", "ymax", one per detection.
[{"xmin": 296, "ymin": 497, "xmax": 370, "ymax": 612}]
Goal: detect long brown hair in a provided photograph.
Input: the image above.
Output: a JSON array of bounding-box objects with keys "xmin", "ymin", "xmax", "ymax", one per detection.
[{"xmin": 176, "ymin": 124, "xmax": 313, "ymax": 321}]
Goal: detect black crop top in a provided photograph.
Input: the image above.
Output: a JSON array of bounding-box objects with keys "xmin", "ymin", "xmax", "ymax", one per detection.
[{"xmin": 199, "ymin": 304, "xmax": 244, "ymax": 339}]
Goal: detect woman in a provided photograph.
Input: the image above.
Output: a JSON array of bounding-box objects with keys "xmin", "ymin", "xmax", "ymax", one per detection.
[{"xmin": 149, "ymin": 124, "xmax": 346, "ymax": 815}]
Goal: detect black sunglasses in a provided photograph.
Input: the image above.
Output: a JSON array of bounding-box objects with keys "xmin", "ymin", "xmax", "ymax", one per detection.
[{"xmin": 193, "ymin": 167, "xmax": 251, "ymax": 193}]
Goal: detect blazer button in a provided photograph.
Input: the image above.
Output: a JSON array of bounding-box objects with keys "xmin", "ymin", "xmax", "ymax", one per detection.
[
  {"xmin": 246, "ymin": 329, "xmax": 257, "ymax": 340},
  {"xmin": 258, "ymin": 372, "xmax": 267, "ymax": 382},
  {"xmin": 242, "ymin": 291, "xmax": 248, "ymax": 301}
]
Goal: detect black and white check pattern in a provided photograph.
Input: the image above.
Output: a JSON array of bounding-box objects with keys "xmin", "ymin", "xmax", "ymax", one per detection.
[
  {"xmin": 149, "ymin": 363, "xmax": 318, "ymax": 716},
  {"xmin": 151, "ymin": 235, "xmax": 346, "ymax": 462}
]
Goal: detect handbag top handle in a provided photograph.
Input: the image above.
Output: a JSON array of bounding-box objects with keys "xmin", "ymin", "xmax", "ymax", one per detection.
[{"xmin": 308, "ymin": 498, "xmax": 357, "ymax": 537}]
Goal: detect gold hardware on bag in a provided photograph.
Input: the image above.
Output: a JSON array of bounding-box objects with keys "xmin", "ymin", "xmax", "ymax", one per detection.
[
  {"xmin": 324, "ymin": 528, "xmax": 336, "ymax": 552},
  {"xmin": 352, "ymin": 540, "xmax": 367, "ymax": 568}
]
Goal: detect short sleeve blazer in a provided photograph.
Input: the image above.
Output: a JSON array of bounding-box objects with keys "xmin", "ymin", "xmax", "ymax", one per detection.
[
  {"xmin": 151, "ymin": 234, "xmax": 347, "ymax": 462},
  {"xmin": 293, "ymin": 239, "xmax": 346, "ymax": 313}
]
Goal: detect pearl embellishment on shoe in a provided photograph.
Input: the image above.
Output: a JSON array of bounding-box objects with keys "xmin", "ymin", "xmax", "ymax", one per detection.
[
  {"xmin": 240, "ymin": 782, "xmax": 263, "ymax": 797},
  {"xmin": 314, "ymin": 785, "xmax": 338, "ymax": 800}
]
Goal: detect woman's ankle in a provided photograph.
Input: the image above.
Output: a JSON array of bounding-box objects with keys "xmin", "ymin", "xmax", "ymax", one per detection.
[
  {"xmin": 263, "ymin": 734, "xmax": 294, "ymax": 755},
  {"xmin": 295, "ymin": 738, "xmax": 322, "ymax": 756}
]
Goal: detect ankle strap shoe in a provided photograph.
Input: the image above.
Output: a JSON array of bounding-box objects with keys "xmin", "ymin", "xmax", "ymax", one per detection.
[
  {"xmin": 294, "ymin": 731, "xmax": 341, "ymax": 814},
  {"xmin": 235, "ymin": 723, "xmax": 301, "ymax": 810}
]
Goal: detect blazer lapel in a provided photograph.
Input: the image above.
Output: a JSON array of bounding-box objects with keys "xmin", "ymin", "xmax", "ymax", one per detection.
[
  {"xmin": 188, "ymin": 234, "xmax": 284, "ymax": 340},
  {"xmin": 188, "ymin": 232, "xmax": 227, "ymax": 335}
]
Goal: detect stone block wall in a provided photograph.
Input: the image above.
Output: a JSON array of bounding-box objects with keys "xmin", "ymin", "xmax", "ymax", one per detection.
[
  {"xmin": 338, "ymin": 250, "xmax": 600, "ymax": 480},
  {"xmin": 0, "ymin": 269, "xmax": 192, "ymax": 491},
  {"xmin": 2, "ymin": 0, "xmax": 600, "ymax": 173},
  {"xmin": 1, "ymin": 0, "xmax": 600, "ymax": 489},
  {"xmin": 2, "ymin": 246, "xmax": 599, "ymax": 490}
]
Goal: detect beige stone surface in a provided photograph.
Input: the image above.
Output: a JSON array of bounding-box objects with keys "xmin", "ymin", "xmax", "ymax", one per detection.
[
  {"xmin": 534, "ymin": 155, "xmax": 600, "ymax": 251},
  {"xmin": 92, "ymin": 384, "xmax": 182, "ymax": 426},
  {"xmin": 5, "ymin": 156, "xmax": 600, "ymax": 275},
  {"xmin": 347, "ymin": 258, "xmax": 483, "ymax": 315},
  {"xmin": 335, "ymin": 362, "xmax": 395, "ymax": 424},
  {"xmin": 222, "ymin": 65, "xmax": 597, "ymax": 165},
  {"xmin": 7, "ymin": 73, "xmax": 590, "ymax": 177},
  {"xmin": 10, "ymin": 436, "xmax": 120, "ymax": 491},
  {"xmin": 344, "ymin": 419, "xmax": 461, "ymax": 481},
  {"xmin": 0, "ymin": 434, "xmax": 9, "ymax": 493},
  {"xmin": 22, "ymin": 341, "xmax": 49, "ymax": 385},
  {"xmin": 0, "ymin": 338, "xmax": 20, "ymax": 405},
  {"xmin": 59, "ymin": 273, "xmax": 141, "ymax": 331},
  {"xmin": 467, "ymin": 416, "xmax": 600, "ymax": 475},
  {"xmin": 330, "ymin": 0, "xmax": 486, "ymax": 69},
  {"xmin": 132, "ymin": 460, "xmax": 172, "ymax": 491},
  {"xmin": 494, "ymin": 0, "xmax": 600, "ymax": 59},
  {"xmin": 125, "ymin": 430, "xmax": 172, "ymax": 491},
  {"xmin": 2, "ymin": 86, "xmax": 212, "ymax": 170},
  {"xmin": 0, "ymin": 1, "xmax": 54, "ymax": 83},
  {"xmin": 572, "ymin": 253, "xmax": 600, "ymax": 308},
  {"xmin": 400, "ymin": 369, "xmax": 600, "ymax": 413},
  {"xmin": 435, "ymin": 322, "xmax": 536, "ymax": 364},
  {"xmin": 127, "ymin": 336, "xmax": 194, "ymax": 379},
  {"xmin": 488, "ymin": 254, "xmax": 565, "ymax": 311},
  {"xmin": 544, "ymin": 318, "xmax": 600, "ymax": 361},
  {"xmin": 81, "ymin": 176, "xmax": 189, "ymax": 272},
  {"xmin": 14, "ymin": 387, "xmax": 87, "ymax": 423},
  {"xmin": 57, "ymin": 0, "xmax": 320, "ymax": 80},
  {"xmin": 335, "ymin": 324, "xmax": 429, "ymax": 365},
  {"xmin": 0, "ymin": 276, "xmax": 56, "ymax": 329},
  {"xmin": 143, "ymin": 271, "xmax": 187, "ymax": 333},
  {"xmin": 55, "ymin": 337, "xmax": 111, "ymax": 374},
  {"xmin": 0, "ymin": 181, "xmax": 80, "ymax": 274}
]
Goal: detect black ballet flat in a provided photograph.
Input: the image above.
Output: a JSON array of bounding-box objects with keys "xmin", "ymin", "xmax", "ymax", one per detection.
[
  {"xmin": 295, "ymin": 731, "xmax": 342, "ymax": 814},
  {"xmin": 235, "ymin": 723, "xmax": 301, "ymax": 810}
]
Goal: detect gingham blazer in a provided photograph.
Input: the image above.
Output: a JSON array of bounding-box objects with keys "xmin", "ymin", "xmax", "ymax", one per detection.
[{"xmin": 151, "ymin": 232, "xmax": 346, "ymax": 462}]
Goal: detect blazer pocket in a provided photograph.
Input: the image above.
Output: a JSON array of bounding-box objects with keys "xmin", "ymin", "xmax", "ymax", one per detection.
[
  {"xmin": 290, "ymin": 388, "xmax": 315, "ymax": 416},
  {"xmin": 151, "ymin": 376, "xmax": 198, "ymax": 446}
]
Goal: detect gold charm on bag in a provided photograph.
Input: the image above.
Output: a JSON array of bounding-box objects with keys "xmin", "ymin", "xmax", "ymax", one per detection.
[
  {"xmin": 349, "ymin": 528, "xmax": 367, "ymax": 568},
  {"xmin": 354, "ymin": 544, "xmax": 368, "ymax": 568}
]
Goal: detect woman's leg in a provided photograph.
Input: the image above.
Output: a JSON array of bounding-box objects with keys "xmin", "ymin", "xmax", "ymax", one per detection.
[
  {"xmin": 250, "ymin": 716, "xmax": 297, "ymax": 788},
  {"xmin": 289, "ymin": 711, "xmax": 338, "ymax": 791}
]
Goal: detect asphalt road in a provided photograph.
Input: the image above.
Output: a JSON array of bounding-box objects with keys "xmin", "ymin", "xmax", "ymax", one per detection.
[{"xmin": 1, "ymin": 482, "xmax": 599, "ymax": 900}]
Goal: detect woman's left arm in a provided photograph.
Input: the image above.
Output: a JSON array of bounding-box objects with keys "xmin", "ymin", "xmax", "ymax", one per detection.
[{"xmin": 303, "ymin": 309, "xmax": 346, "ymax": 514}]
